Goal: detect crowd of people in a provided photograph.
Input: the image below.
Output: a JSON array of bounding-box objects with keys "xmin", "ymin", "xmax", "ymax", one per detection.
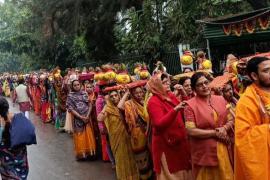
[{"xmin": 0, "ymin": 52, "xmax": 270, "ymax": 180}]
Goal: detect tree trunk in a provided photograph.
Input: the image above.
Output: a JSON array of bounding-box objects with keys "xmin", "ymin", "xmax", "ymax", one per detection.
[{"xmin": 246, "ymin": 0, "xmax": 268, "ymax": 10}]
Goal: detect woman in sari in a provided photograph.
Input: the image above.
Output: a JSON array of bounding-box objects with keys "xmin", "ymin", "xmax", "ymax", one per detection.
[
  {"xmin": 184, "ymin": 72, "xmax": 234, "ymax": 180},
  {"xmin": 0, "ymin": 97, "xmax": 29, "ymax": 180},
  {"xmin": 85, "ymin": 82, "xmax": 100, "ymax": 160},
  {"xmin": 178, "ymin": 76, "xmax": 195, "ymax": 101},
  {"xmin": 119, "ymin": 84, "xmax": 153, "ymax": 179},
  {"xmin": 40, "ymin": 75, "xmax": 51, "ymax": 123},
  {"xmin": 95, "ymin": 84, "xmax": 112, "ymax": 163},
  {"xmin": 66, "ymin": 80, "xmax": 96, "ymax": 160},
  {"xmin": 101, "ymin": 89, "xmax": 139, "ymax": 179},
  {"xmin": 3, "ymin": 78, "xmax": 10, "ymax": 97},
  {"xmin": 147, "ymin": 74, "xmax": 192, "ymax": 180},
  {"xmin": 222, "ymin": 81, "xmax": 238, "ymax": 166},
  {"xmin": 64, "ymin": 75, "xmax": 74, "ymax": 134},
  {"xmin": 222, "ymin": 81, "xmax": 238, "ymax": 113},
  {"xmin": 32, "ymin": 74, "xmax": 41, "ymax": 116},
  {"xmin": 54, "ymin": 76, "xmax": 68, "ymax": 130}
]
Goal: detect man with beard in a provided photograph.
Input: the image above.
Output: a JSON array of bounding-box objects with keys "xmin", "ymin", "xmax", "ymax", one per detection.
[{"xmin": 235, "ymin": 56, "xmax": 270, "ymax": 180}]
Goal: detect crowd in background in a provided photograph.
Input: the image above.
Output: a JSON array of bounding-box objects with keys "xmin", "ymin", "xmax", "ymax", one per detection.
[{"xmin": 0, "ymin": 51, "xmax": 269, "ymax": 180}]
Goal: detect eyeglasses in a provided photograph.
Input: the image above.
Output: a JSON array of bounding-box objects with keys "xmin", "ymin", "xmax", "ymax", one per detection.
[{"xmin": 196, "ymin": 80, "xmax": 209, "ymax": 88}]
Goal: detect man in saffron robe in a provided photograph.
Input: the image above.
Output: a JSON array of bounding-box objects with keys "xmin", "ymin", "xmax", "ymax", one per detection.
[{"xmin": 235, "ymin": 56, "xmax": 270, "ymax": 180}]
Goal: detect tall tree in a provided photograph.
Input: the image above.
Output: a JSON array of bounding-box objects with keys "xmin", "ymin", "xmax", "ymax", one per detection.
[{"xmin": 0, "ymin": 0, "xmax": 257, "ymax": 72}]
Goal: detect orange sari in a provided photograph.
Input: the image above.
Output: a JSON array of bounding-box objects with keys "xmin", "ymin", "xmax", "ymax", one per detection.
[
  {"xmin": 124, "ymin": 99, "xmax": 153, "ymax": 179},
  {"xmin": 73, "ymin": 123, "xmax": 96, "ymax": 158}
]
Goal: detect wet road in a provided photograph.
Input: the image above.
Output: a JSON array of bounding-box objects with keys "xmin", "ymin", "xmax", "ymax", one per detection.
[{"xmin": 8, "ymin": 99, "xmax": 115, "ymax": 180}]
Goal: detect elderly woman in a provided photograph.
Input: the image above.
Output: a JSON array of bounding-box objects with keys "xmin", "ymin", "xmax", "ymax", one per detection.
[
  {"xmin": 184, "ymin": 72, "xmax": 234, "ymax": 180},
  {"xmin": 66, "ymin": 80, "xmax": 96, "ymax": 160},
  {"xmin": 100, "ymin": 89, "xmax": 139, "ymax": 179},
  {"xmin": 147, "ymin": 74, "xmax": 192, "ymax": 180}
]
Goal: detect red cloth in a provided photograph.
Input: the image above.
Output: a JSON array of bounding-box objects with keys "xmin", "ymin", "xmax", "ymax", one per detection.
[
  {"xmin": 19, "ymin": 102, "xmax": 31, "ymax": 112},
  {"xmin": 34, "ymin": 87, "xmax": 41, "ymax": 115},
  {"xmin": 185, "ymin": 95, "xmax": 229, "ymax": 166},
  {"xmin": 41, "ymin": 102, "xmax": 50, "ymax": 123},
  {"xmin": 147, "ymin": 92, "xmax": 191, "ymax": 174},
  {"xmin": 101, "ymin": 135, "xmax": 109, "ymax": 161}
]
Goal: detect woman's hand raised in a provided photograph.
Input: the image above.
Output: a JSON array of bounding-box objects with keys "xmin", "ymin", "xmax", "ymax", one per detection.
[{"xmin": 174, "ymin": 102, "xmax": 186, "ymax": 112}]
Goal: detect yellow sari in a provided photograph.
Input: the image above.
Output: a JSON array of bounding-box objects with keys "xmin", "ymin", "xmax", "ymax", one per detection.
[
  {"xmin": 196, "ymin": 111, "xmax": 233, "ymax": 180},
  {"xmin": 105, "ymin": 100, "xmax": 139, "ymax": 180},
  {"xmin": 3, "ymin": 80, "xmax": 10, "ymax": 97},
  {"xmin": 124, "ymin": 99, "xmax": 149, "ymax": 150},
  {"xmin": 124, "ymin": 99, "xmax": 153, "ymax": 180}
]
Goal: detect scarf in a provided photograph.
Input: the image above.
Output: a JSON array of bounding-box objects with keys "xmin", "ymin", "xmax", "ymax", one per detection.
[
  {"xmin": 125, "ymin": 98, "xmax": 149, "ymax": 131},
  {"xmin": 147, "ymin": 76, "xmax": 171, "ymax": 102},
  {"xmin": 253, "ymin": 84, "xmax": 270, "ymax": 122}
]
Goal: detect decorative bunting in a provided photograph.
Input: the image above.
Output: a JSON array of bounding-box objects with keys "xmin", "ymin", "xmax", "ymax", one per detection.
[
  {"xmin": 258, "ymin": 14, "xmax": 270, "ymax": 30},
  {"xmin": 245, "ymin": 19, "xmax": 256, "ymax": 33},
  {"xmin": 232, "ymin": 23, "xmax": 243, "ymax": 37},
  {"xmin": 221, "ymin": 11, "xmax": 270, "ymax": 36},
  {"xmin": 223, "ymin": 24, "xmax": 232, "ymax": 35}
]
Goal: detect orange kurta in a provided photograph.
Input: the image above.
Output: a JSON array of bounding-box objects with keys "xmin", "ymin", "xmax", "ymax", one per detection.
[{"xmin": 235, "ymin": 84, "xmax": 270, "ymax": 180}]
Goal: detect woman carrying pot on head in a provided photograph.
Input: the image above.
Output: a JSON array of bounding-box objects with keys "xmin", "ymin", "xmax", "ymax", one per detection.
[
  {"xmin": 117, "ymin": 81, "xmax": 153, "ymax": 180},
  {"xmin": 99, "ymin": 88, "xmax": 139, "ymax": 179}
]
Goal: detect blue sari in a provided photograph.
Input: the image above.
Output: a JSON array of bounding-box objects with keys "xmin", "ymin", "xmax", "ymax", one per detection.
[{"xmin": 0, "ymin": 143, "xmax": 28, "ymax": 180}]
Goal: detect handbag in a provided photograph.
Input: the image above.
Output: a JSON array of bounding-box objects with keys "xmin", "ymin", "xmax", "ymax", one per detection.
[{"xmin": 9, "ymin": 113, "xmax": 37, "ymax": 148}]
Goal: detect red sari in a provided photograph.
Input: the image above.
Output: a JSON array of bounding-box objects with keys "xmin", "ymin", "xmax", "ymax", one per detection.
[
  {"xmin": 40, "ymin": 84, "xmax": 51, "ymax": 123},
  {"xmin": 34, "ymin": 86, "xmax": 41, "ymax": 115}
]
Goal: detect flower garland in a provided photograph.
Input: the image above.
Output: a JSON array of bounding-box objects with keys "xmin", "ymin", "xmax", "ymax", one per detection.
[{"xmin": 253, "ymin": 84, "xmax": 270, "ymax": 116}]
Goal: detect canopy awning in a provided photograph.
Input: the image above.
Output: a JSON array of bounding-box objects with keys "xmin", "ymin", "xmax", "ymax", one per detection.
[{"xmin": 198, "ymin": 8, "xmax": 270, "ymax": 46}]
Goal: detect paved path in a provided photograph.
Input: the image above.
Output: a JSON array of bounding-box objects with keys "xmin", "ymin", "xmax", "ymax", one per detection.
[{"xmin": 8, "ymin": 98, "xmax": 115, "ymax": 180}]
